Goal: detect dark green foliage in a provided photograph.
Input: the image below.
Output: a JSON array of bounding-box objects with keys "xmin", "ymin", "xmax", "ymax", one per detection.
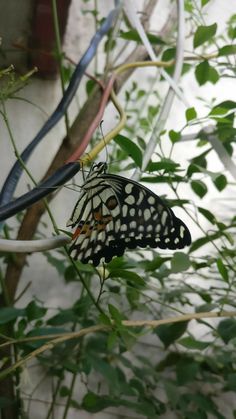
[{"xmin": 194, "ymin": 23, "xmax": 217, "ymax": 48}]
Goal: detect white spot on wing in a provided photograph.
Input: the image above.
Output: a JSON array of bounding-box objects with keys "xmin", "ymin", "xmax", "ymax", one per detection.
[
  {"xmin": 130, "ymin": 208, "xmax": 135, "ymax": 216},
  {"xmin": 122, "ymin": 204, "xmax": 128, "ymax": 217},
  {"xmin": 111, "ymin": 206, "xmax": 120, "ymax": 217},
  {"xmin": 180, "ymin": 225, "xmax": 185, "ymax": 238},
  {"xmin": 125, "ymin": 183, "xmax": 133, "ymax": 194},
  {"xmin": 81, "ymin": 237, "xmax": 89, "ymax": 250},
  {"xmin": 144, "ymin": 208, "xmax": 151, "ymax": 221},
  {"xmin": 84, "ymin": 249, "xmax": 92, "ymax": 259},
  {"xmin": 156, "ymin": 224, "xmax": 161, "ymax": 233},
  {"xmin": 125, "ymin": 195, "xmax": 135, "ymax": 205},
  {"xmin": 129, "ymin": 221, "xmax": 136, "ymax": 229},
  {"xmin": 137, "ymin": 191, "xmax": 144, "ymax": 206},
  {"xmin": 161, "ymin": 211, "xmax": 168, "ymax": 225},
  {"xmin": 148, "ymin": 195, "xmax": 155, "ymax": 205}
]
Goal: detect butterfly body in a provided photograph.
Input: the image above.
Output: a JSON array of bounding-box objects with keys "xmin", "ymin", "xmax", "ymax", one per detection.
[{"xmin": 67, "ymin": 163, "xmax": 191, "ymax": 266}]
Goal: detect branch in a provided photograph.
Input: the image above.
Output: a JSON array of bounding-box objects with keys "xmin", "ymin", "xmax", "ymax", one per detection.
[{"xmin": 1, "ymin": 309, "xmax": 236, "ymax": 381}]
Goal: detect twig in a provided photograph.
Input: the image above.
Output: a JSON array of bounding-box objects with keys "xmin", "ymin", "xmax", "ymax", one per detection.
[{"xmin": 1, "ymin": 310, "xmax": 236, "ymax": 381}]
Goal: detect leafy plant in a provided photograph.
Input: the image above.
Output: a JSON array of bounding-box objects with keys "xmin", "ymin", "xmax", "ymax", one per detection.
[{"xmin": 0, "ymin": 1, "xmax": 236, "ymax": 419}]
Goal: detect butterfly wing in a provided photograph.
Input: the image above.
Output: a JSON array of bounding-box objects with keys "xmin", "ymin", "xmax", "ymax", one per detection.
[
  {"xmin": 67, "ymin": 172, "xmax": 191, "ymax": 266},
  {"xmin": 67, "ymin": 181, "xmax": 123, "ymax": 265}
]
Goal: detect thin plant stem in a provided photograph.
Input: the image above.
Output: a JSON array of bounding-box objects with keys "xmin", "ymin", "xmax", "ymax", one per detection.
[
  {"xmin": 62, "ymin": 346, "xmax": 80, "ymax": 419},
  {"xmin": 45, "ymin": 377, "xmax": 61, "ymax": 419},
  {"xmin": 66, "ymin": 252, "xmax": 105, "ymax": 316},
  {"xmin": 51, "ymin": 0, "xmax": 70, "ymax": 135}
]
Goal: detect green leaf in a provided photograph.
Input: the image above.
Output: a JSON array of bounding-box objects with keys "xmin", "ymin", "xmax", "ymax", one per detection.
[
  {"xmin": 209, "ymin": 107, "xmax": 232, "ymax": 116},
  {"xmin": 191, "ymin": 180, "xmax": 207, "ymax": 198},
  {"xmin": 169, "ymin": 129, "xmax": 181, "ymax": 143},
  {"xmin": 218, "ymin": 44, "xmax": 236, "ymax": 56},
  {"xmin": 147, "ymin": 159, "xmax": 180, "ymax": 172},
  {"xmin": 47, "ymin": 309, "xmax": 77, "ymax": 325},
  {"xmin": 113, "ymin": 134, "xmax": 143, "ymax": 168},
  {"xmin": 216, "ymin": 258, "xmax": 229, "ymax": 282},
  {"xmin": 107, "ymin": 330, "xmax": 118, "ymax": 350},
  {"xmin": 162, "ymin": 47, "xmax": 176, "ymax": 61},
  {"xmin": 141, "ymin": 174, "xmax": 185, "ymax": 184},
  {"xmin": 164, "ymin": 381, "xmax": 180, "ymax": 407},
  {"xmin": 176, "ymin": 358, "xmax": 199, "ymax": 384},
  {"xmin": 224, "ymin": 373, "xmax": 236, "ymax": 391},
  {"xmin": 88, "ymin": 356, "xmax": 121, "ymax": 394},
  {"xmin": 155, "ymin": 321, "xmax": 188, "ymax": 348},
  {"xmin": 64, "ymin": 265, "xmax": 78, "ymax": 282},
  {"xmin": 196, "ymin": 303, "xmax": 217, "ymax": 313},
  {"xmin": 145, "ymin": 255, "xmax": 170, "ymax": 271},
  {"xmin": 60, "ymin": 386, "xmax": 70, "ymax": 397},
  {"xmin": 171, "ymin": 252, "xmax": 191, "ymax": 273},
  {"xmin": 104, "ymin": 38, "xmax": 116, "ymax": 53},
  {"xmin": 198, "ymin": 207, "xmax": 216, "ymax": 224},
  {"xmin": 0, "ymin": 307, "xmax": 25, "ymax": 324},
  {"xmin": 178, "ymin": 336, "xmax": 210, "ymax": 350},
  {"xmin": 126, "ymin": 287, "xmax": 140, "ymax": 308},
  {"xmin": 106, "ymin": 256, "xmax": 128, "ymax": 270},
  {"xmin": 26, "ymin": 301, "xmax": 47, "ymax": 321},
  {"xmin": 201, "ymin": 0, "xmax": 210, "ymax": 6},
  {"xmin": 185, "ymin": 0, "xmax": 193, "ymax": 13},
  {"xmin": 214, "ymin": 100, "xmax": 236, "ymax": 110},
  {"xmin": 86, "ymin": 79, "xmax": 96, "ymax": 96},
  {"xmin": 189, "ymin": 231, "xmax": 222, "ymax": 252},
  {"xmin": 108, "ymin": 304, "xmax": 124, "ymax": 324},
  {"xmin": 213, "ymin": 174, "xmax": 227, "ymax": 191},
  {"xmin": 217, "ymin": 319, "xmax": 236, "ymax": 343},
  {"xmin": 194, "ymin": 23, "xmax": 217, "ymax": 48},
  {"xmin": 82, "ymin": 392, "xmax": 116, "ymax": 413},
  {"xmin": 195, "ymin": 61, "xmax": 219, "ymax": 85},
  {"xmin": 119, "ymin": 29, "xmax": 165, "ymax": 45},
  {"xmin": 109, "ymin": 269, "xmax": 145, "ymax": 287},
  {"xmin": 186, "ymin": 107, "xmax": 197, "ymax": 122},
  {"xmin": 228, "ymin": 26, "xmax": 236, "ymax": 40},
  {"xmin": 99, "ymin": 313, "xmax": 112, "ymax": 326}
]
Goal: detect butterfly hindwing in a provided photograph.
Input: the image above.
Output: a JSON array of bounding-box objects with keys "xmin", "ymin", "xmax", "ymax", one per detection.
[{"xmin": 67, "ymin": 163, "xmax": 191, "ymax": 266}]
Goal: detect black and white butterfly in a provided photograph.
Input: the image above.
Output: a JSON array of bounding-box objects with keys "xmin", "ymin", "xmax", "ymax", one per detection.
[{"xmin": 67, "ymin": 162, "xmax": 191, "ymax": 266}]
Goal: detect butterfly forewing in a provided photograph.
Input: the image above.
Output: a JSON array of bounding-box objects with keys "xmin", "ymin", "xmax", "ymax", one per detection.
[{"xmin": 67, "ymin": 163, "xmax": 191, "ymax": 266}]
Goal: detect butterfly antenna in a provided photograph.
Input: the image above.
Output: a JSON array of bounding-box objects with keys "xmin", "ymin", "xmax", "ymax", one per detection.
[{"xmin": 99, "ymin": 120, "xmax": 109, "ymax": 165}]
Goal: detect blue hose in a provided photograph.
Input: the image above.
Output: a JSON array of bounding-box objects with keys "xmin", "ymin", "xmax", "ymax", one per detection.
[
  {"xmin": 0, "ymin": 6, "xmax": 119, "ymax": 208},
  {"xmin": 0, "ymin": 162, "xmax": 80, "ymax": 222}
]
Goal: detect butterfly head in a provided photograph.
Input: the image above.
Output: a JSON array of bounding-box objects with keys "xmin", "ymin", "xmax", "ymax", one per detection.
[{"xmin": 90, "ymin": 162, "xmax": 107, "ymax": 175}]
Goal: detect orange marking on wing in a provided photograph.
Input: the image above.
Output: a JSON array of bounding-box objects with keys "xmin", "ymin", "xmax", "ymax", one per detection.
[
  {"xmin": 94, "ymin": 210, "xmax": 102, "ymax": 221},
  {"xmin": 97, "ymin": 223, "xmax": 106, "ymax": 231},
  {"xmin": 72, "ymin": 227, "xmax": 81, "ymax": 240},
  {"xmin": 96, "ymin": 216, "xmax": 112, "ymax": 231}
]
